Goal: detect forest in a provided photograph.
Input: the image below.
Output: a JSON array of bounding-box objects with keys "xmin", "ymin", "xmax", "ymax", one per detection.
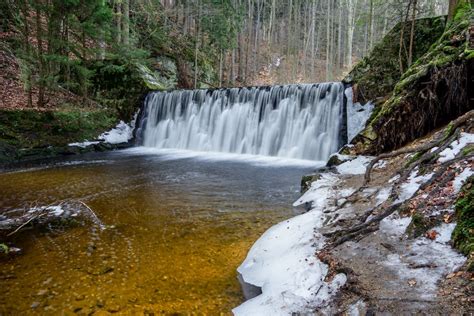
[
  {"xmin": 0, "ymin": 0, "xmax": 473, "ymax": 315},
  {"xmin": 0, "ymin": 0, "xmax": 454, "ymax": 109}
]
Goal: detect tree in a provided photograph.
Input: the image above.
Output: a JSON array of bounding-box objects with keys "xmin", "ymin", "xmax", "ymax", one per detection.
[{"xmin": 448, "ymin": 0, "xmax": 459, "ymax": 21}]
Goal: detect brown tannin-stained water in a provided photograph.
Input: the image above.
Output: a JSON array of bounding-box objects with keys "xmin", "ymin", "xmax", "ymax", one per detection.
[{"xmin": 0, "ymin": 149, "xmax": 315, "ymax": 315}]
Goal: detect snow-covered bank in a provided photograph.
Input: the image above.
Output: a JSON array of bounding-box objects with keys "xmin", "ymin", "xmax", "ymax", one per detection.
[
  {"xmin": 233, "ymin": 168, "xmax": 350, "ymax": 315},
  {"xmin": 233, "ymin": 132, "xmax": 473, "ymax": 315}
]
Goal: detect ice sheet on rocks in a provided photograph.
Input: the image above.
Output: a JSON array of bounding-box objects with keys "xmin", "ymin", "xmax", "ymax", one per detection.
[
  {"xmin": 345, "ymin": 87, "xmax": 375, "ymax": 142},
  {"xmin": 375, "ymin": 187, "xmax": 392, "ymax": 206},
  {"xmin": 383, "ymin": 223, "xmax": 465, "ymax": 299},
  {"xmin": 379, "ymin": 213, "xmax": 411, "ymax": 237},
  {"xmin": 453, "ymin": 167, "xmax": 473, "ymax": 193},
  {"xmin": 336, "ymin": 156, "xmax": 372, "ymax": 175},
  {"xmin": 438, "ymin": 133, "xmax": 474, "ymax": 163},
  {"xmin": 234, "ymin": 175, "xmax": 347, "ymax": 315}
]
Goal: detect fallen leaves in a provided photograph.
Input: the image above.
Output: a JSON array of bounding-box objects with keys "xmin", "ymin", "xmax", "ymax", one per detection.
[
  {"xmin": 425, "ymin": 230, "xmax": 439, "ymax": 240},
  {"xmin": 408, "ymin": 279, "xmax": 417, "ymax": 287}
]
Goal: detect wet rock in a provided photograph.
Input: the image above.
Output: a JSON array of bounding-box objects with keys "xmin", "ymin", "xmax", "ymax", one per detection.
[{"xmin": 300, "ymin": 174, "xmax": 321, "ymax": 193}]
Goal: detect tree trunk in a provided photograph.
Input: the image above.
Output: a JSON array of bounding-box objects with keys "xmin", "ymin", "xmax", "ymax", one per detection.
[
  {"xmin": 116, "ymin": 1, "xmax": 122, "ymax": 44},
  {"xmin": 194, "ymin": 0, "xmax": 201, "ymax": 89},
  {"xmin": 123, "ymin": 0, "xmax": 130, "ymax": 45},
  {"xmin": 346, "ymin": 0, "xmax": 358, "ymax": 68},
  {"xmin": 408, "ymin": 0, "xmax": 417, "ymax": 67},
  {"xmin": 448, "ymin": 0, "xmax": 459, "ymax": 21},
  {"xmin": 36, "ymin": 5, "xmax": 46, "ymax": 107},
  {"xmin": 399, "ymin": 1, "xmax": 412, "ymax": 74}
]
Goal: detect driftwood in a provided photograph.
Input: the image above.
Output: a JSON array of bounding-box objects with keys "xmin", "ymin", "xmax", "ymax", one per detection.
[{"xmin": 1, "ymin": 200, "xmax": 105, "ymax": 238}]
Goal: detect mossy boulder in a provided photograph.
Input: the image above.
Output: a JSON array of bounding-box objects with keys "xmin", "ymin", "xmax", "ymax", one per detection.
[
  {"xmin": 344, "ymin": 16, "xmax": 446, "ymax": 104},
  {"xmin": 452, "ymin": 176, "xmax": 474, "ymax": 270},
  {"xmin": 300, "ymin": 174, "xmax": 321, "ymax": 193},
  {"xmin": 352, "ymin": 1, "xmax": 473, "ymax": 154},
  {"xmin": 0, "ymin": 109, "xmax": 119, "ymax": 164}
]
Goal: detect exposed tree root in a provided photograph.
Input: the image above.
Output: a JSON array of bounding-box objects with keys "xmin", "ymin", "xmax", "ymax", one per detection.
[
  {"xmin": 324, "ymin": 111, "xmax": 474, "ymax": 248},
  {"xmin": 364, "ymin": 110, "xmax": 474, "ymax": 185}
]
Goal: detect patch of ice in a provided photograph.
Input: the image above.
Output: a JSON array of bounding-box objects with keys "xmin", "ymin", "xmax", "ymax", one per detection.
[
  {"xmin": 380, "ymin": 213, "xmax": 411, "ymax": 237},
  {"xmin": 438, "ymin": 133, "xmax": 474, "ymax": 163},
  {"xmin": 396, "ymin": 169, "xmax": 433, "ymax": 203},
  {"xmin": 336, "ymin": 156, "xmax": 372, "ymax": 175},
  {"xmin": 433, "ymin": 223, "xmax": 456, "ymax": 243},
  {"xmin": 375, "ymin": 187, "xmax": 392, "ymax": 206},
  {"xmin": 345, "ymin": 87, "xmax": 375, "ymax": 142},
  {"xmin": 347, "ymin": 299, "xmax": 367, "ymax": 316},
  {"xmin": 389, "ymin": 174, "xmax": 400, "ymax": 183},
  {"xmin": 453, "ymin": 167, "xmax": 473, "ymax": 194},
  {"xmin": 340, "ymin": 188, "xmax": 356, "ymax": 198},
  {"xmin": 382, "ymin": 223, "xmax": 465, "ymax": 299},
  {"xmin": 374, "ymin": 160, "xmax": 387, "ymax": 169}
]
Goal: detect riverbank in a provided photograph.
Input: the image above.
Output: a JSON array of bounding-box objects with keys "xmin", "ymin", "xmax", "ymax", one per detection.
[
  {"xmin": 234, "ymin": 113, "xmax": 473, "ymax": 314},
  {"xmin": 0, "ymin": 108, "xmax": 136, "ymax": 166}
]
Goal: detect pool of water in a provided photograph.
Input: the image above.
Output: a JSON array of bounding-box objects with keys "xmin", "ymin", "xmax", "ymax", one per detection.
[{"xmin": 0, "ymin": 149, "xmax": 317, "ymax": 314}]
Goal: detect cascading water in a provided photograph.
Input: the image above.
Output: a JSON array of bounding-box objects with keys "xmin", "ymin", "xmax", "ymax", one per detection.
[{"xmin": 137, "ymin": 82, "xmax": 346, "ymax": 161}]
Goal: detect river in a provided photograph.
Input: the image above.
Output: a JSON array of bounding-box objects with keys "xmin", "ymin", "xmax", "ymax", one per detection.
[{"xmin": 0, "ymin": 149, "xmax": 319, "ymax": 314}]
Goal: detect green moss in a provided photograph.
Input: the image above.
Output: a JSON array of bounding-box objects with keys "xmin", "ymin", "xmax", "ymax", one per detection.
[
  {"xmin": 353, "ymin": 4, "xmax": 472, "ymax": 154},
  {"xmin": 0, "ymin": 108, "xmax": 118, "ymax": 163},
  {"xmin": 452, "ymin": 177, "xmax": 474, "ymax": 267},
  {"xmin": 405, "ymin": 151, "xmax": 423, "ymax": 167},
  {"xmin": 406, "ymin": 213, "xmax": 431, "ymax": 238},
  {"xmin": 345, "ymin": 16, "xmax": 446, "ymax": 103}
]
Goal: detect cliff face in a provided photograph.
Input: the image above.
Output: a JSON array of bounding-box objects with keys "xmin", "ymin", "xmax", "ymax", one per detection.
[{"xmin": 347, "ymin": 1, "xmax": 473, "ymax": 155}]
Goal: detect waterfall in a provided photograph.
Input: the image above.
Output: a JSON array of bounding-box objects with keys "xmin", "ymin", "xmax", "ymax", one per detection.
[{"xmin": 137, "ymin": 82, "xmax": 345, "ymax": 161}]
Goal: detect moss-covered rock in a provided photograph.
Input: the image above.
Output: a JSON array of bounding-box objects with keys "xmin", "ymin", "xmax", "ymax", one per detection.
[
  {"xmin": 452, "ymin": 176, "xmax": 474, "ymax": 270},
  {"xmin": 344, "ymin": 16, "xmax": 446, "ymax": 104},
  {"xmin": 300, "ymin": 174, "xmax": 321, "ymax": 193},
  {"xmin": 353, "ymin": 1, "xmax": 473, "ymax": 154},
  {"xmin": 0, "ymin": 109, "xmax": 119, "ymax": 164}
]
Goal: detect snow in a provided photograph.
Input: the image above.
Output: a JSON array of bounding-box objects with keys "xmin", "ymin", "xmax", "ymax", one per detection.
[
  {"xmin": 29, "ymin": 205, "xmax": 65, "ymax": 217},
  {"xmin": 396, "ymin": 169, "xmax": 433, "ymax": 203},
  {"xmin": 438, "ymin": 133, "xmax": 474, "ymax": 163},
  {"xmin": 345, "ymin": 87, "xmax": 375, "ymax": 142},
  {"xmin": 234, "ymin": 175, "xmax": 346, "ymax": 315},
  {"xmin": 453, "ymin": 167, "xmax": 473, "ymax": 193},
  {"xmin": 293, "ymin": 174, "xmax": 339, "ymax": 207},
  {"xmin": 336, "ymin": 156, "xmax": 372, "ymax": 175},
  {"xmin": 68, "ymin": 141, "xmax": 100, "ymax": 148},
  {"xmin": 99, "ymin": 119, "xmax": 135, "ymax": 144},
  {"xmin": 69, "ymin": 113, "xmax": 138, "ymax": 147}
]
